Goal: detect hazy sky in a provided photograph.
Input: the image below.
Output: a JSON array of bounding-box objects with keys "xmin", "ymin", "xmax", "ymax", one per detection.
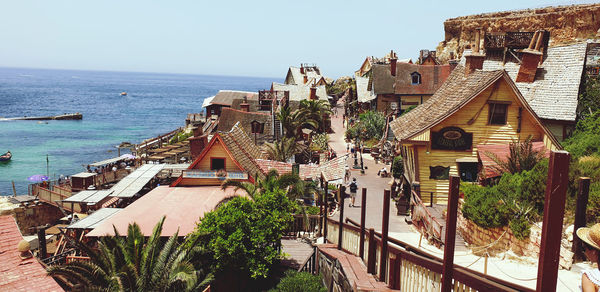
[{"xmin": 0, "ymin": 0, "xmax": 596, "ymax": 78}]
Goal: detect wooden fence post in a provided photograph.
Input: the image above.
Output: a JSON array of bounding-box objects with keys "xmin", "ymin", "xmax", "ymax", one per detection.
[
  {"xmin": 367, "ymin": 228, "xmax": 376, "ymax": 274},
  {"xmin": 338, "ymin": 187, "xmax": 345, "ymax": 250},
  {"xmin": 324, "ymin": 185, "xmax": 328, "ymax": 241},
  {"xmin": 379, "ymin": 189, "xmax": 390, "ymax": 282},
  {"xmin": 536, "ymin": 151, "xmax": 570, "ymax": 292},
  {"xmin": 359, "ymin": 188, "xmax": 367, "ymax": 259},
  {"xmin": 441, "ymin": 176, "xmax": 460, "ymax": 292},
  {"xmin": 573, "ymin": 177, "xmax": 591, "ymax": 262}
]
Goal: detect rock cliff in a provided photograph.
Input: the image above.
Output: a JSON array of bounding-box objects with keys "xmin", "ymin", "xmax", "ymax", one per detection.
[{"xmin": 437, "ymin": 3, "xmax": 600, "ymax": 63}]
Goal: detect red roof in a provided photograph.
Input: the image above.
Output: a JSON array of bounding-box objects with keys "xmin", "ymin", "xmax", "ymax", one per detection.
[
  {"xmin": 477, "ymin": 142, "xmax": 549, "ymax": 179},
  {"xmin": 87, "ymin": 186, "xmax": 246, "ymax": 237},
  {"xmin": 254, "ymin": 159, "xmax": 320, "ymax": 180},
  {"xmin": 0, "ymin": 215, "xmax": 63, "ymax": 292}
]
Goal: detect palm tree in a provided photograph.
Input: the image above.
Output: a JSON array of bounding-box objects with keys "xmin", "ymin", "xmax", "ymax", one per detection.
[
  {"xmin": 299, "ymin": 99, "xmax": 333, "ymax": 133},
  {"xmin": 277, "ymin": 107, "xmax": 318, "ymax": 138},
  {"xmin": 221, "ymin": 169, "xmax": 301, "ymax": 199},
  {"xmin": 47, "ymin": 217, "xmax": 212, "ymax": 291},
  {"xmin": 262, "ymin": 137, "xmax": 306, "ymax": 162}
]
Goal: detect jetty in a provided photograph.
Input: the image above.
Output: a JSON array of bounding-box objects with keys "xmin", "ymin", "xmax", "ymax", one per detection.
[{"xmin": 0, "ymin": 112, "xmax": 82, "ymax": 121}]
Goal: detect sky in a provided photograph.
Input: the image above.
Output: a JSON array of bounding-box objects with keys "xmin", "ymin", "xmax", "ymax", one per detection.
[{"xmin": 0, "ymin": 0, "xmax": 597, "ymax": 79}]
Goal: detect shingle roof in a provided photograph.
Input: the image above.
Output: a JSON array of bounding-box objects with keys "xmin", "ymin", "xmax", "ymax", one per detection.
[
  {"xmin": 254, "ymin": 159, "xmax": 320, "ymax": 180},
  {"xmin": 286, "ymin": 66, "xmax": 324, "ymax": 85},
  {"xmin": 0, "ymin": 215, "xmax": 63, "ymax": 292},
  {"xmin": 468, "ymin": 42, "xmax": 587, "ymax": 122},
  {"xmin": 390, "ymin": 66, "xmax": 504, "ymax": 140},
  {"xmin": 219, "ymin": 122, "xmax": 266, "ymax": 179},
  {"xmin": 272, "ymin": 83, "xmax": 329, "ymax": 101},
  {"xmin": 217, "ymin": 107, "xmax": 273, "ymax": 138},
  {"xmin": 355, "ymin": 74, "xmax": 376, "ymax": 103},
  {"xmin": 210, "ymin": 90, "xmax": 258, "ymax": 106},
  {"xmin": 371, "ymin": 63, "xmax": 451, "ymax": 95}
]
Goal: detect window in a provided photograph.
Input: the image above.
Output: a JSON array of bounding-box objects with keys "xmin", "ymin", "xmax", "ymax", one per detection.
[
  {"xmin": 488, "ymin": 103, "xmax": 508, "ymax": 125},
  {"xmin": 458, "ymin": 162, "xmax": 478, "ymax": 182},
  {"xmin": 210, "ymin": 158, "xmax": 225, "ymax": 170},
  {"xmin": 429, "ymin": 166, "xmax": 450, "ymax": 180},
  {"xmin": 411, "ymin": 72, "xmax": 421, "ymax": 85}
]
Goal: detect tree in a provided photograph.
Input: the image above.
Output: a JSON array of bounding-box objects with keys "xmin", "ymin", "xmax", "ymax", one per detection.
[
  {"xmin": 484, "ymin": 136, "xmax": 546, "ymax": 175},
  {"xmin": 189, "ymin": 190, "xmax": 294, "ymax": 286},
  {"xmin": 346, "ymin": 110, "xmax": 386, "ymax": 141},
  {"xmin": 221, "ymin": 169, "xmax": 302, "ymax": 199},
  {"xmin": 299, "ymin": 99, "xmax": 333, "ymax": 133},
  {"xmin": 277, "ymin": 107, "xmax": 318, "ymax": 139},
  {"xmin": 48, "ymin": 217, "xmax": 212, "ymax": 291},
  {"xmin": 263, "ymin": 137, "xmax": 306, "ymax": 162}
]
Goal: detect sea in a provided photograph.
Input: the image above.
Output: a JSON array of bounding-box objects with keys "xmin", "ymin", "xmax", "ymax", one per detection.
[{"xmin": 0, "ymin": 67, "xmax": 277, "ymax": 196}]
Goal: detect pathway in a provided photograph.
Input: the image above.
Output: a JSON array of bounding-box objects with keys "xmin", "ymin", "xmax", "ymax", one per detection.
[
  {"xmin": 324, "ymin": 103, "xmax": 581, "ymax": 290},
  {"xmin": 280, "ymin": 238, "xmax": 314, "ymax": 270}
]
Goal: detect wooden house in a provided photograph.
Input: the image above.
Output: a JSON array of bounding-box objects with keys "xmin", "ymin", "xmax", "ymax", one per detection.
[
  {"xmin": 390, "ymin": 62, "xmax": 561, "ymax": 204},
  {"xmin": 285, "ymin": 64, "xmax": 328, "ymax": 86}
]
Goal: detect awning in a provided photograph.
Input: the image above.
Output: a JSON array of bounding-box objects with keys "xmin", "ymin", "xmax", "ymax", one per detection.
[
  {"xmin": 455, "ymin": 157, "xmax": 478, "ymax": 163},
  {"xmin": 89, "ymin": 156, "xmax": 127, "ymax": 167},
  {"xmin": 101, "ymin": 197, "xmax": 120, "ymax": 208},
  {"xmin": 109, "ymin": 164, "xmax": 165, "ymax": 198},
  {"xmin": 63, "ymin": 190, "xmax": 112, "ymax": 205},
  {"xmin": 72, "ymin": 172, "xmax": 97, "ymax": 178},
  {"xmin": 67, "ymin": 208, "xmax": 122, "ymax": 230}
]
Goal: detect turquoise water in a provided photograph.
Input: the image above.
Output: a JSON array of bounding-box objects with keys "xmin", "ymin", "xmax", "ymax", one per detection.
[{"xmin": 0, "ymin": 67, "xmax": 276, "ymax": 195}]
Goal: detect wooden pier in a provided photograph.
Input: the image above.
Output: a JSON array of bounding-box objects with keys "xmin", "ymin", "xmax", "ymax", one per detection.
[{"xmin": 0, "ymin": 113, "xmax": 82, "ymax": 121}]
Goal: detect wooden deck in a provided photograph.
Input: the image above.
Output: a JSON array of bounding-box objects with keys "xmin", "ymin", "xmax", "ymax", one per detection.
[
  {"xmin": 427, "ymin": 204, "xmax": 468, "ymax": 251},
  {"xmin": 280, "ymin": 238, "xmax": 314, "ymax": 270}
]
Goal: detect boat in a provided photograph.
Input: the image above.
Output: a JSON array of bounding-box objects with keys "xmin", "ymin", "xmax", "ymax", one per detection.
[
  {"xmin": 0, "ymin": 151, "xmax": 11, "ymax": 162},
  {"xmin": 120, "ymin": 92, "xmax": 127, "ymax": 96}
]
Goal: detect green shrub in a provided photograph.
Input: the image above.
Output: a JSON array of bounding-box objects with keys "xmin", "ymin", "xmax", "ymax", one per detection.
[
  {"xmin": 509, "ymin": 216, "xmax": 532, "ymax": 240},
  {"xmin": 269, "ymin": 270, "xmax": 326, "ymax": 292},
  {"xmin": 392, "ymin": 156, "xmax": 404, "ymax": 179},
  {"xmin": 345, "ymin": 111, "xmax": 386, "ymax": 141},
  {"xmin": 461, "ymin": 183, "xmax": 509, "ymax": 228},
  {"xmin": 305, "ymin": 205, "xmax": 320, "ymax": 215}
]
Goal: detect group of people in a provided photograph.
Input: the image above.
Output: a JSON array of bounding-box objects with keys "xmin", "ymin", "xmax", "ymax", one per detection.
[{"xmin": 86, "ymin": 160, "xmax": 133, "ymax": 175}]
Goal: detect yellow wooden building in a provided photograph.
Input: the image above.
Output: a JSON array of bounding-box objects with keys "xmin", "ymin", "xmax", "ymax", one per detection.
[{"xmin": 389, "ymin": 63, "xmax": 561, "ymax": 204}]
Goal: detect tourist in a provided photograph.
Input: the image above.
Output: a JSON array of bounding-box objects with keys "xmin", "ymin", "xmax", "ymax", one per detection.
[
  {"xmin": 378, "ymin": 167, "xmax": 388, "ymax": 177},
  {"xmin": 577, "ymin": 223, "xmax": 600, "ymax": 291},
  {"xmin": 344, "ymin": 165, "xmax": 350, "ymax": 182},
  {"xmin": 348, "ymin": 178, "xmax": 358, "ymax": 207}
]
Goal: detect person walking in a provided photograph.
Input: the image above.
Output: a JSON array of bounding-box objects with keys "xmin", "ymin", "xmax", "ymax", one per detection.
[
  {"xmin": 577, "ymin": 223, "xmax": 600, "ymax": 291},
  {"xmin": 348, "ymin": 178, "xmax": 358, "ymax": 207}
]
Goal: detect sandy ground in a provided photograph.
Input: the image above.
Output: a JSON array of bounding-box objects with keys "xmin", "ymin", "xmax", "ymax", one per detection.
[{"xmin": 327, "ymin": 103, "xmax": 588, "ymax": 291}]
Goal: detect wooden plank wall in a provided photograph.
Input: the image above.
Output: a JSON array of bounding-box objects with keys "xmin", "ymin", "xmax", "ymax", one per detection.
[
  {"xmin": 415, "ymin": 80, "xmax": 554, "ymax": 203},
  {"xmin": 192, "ymin": 140, "xmax": 242, "ymax": 172}
]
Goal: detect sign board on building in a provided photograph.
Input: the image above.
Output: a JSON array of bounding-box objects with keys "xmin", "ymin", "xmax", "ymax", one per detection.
[
  {"xmin": 182, "ymin": 170, "xmax": 249, "ymax": 180},
  {"xmin": 431, "ymin": 127, "xmax": 473, "ymax": 151}
]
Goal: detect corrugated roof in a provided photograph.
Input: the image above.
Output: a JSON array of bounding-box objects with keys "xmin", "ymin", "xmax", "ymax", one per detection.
[
  {"xmin": 0, "ymin": 216, "xmax": 63, "ymax": 291},
  {"xmin": 477, "ymin": 142, "xmax": 549, "ymax": 179},
  {"xmin": 63, "ymin": 190, "xmax": 112, "ymax": 205},
  {"xmin": 87, "ymin": 186, "xmax": 246, "ymax": 237},
  {"xmin": 468, "ymin": 42, "xmax": 587, "ymax": 122},
  {"xmin": 202, "ymin": 96, "xmax": 215, "ymax": 108},
  {"xmin": 390, "ymin": 66, "xmax": 504, "ymax": 140},
  {"xmin": 209, "ymin": 90, "xmax": 258, "ymax": 106},
  {"xmin": 67, "ymin": 208, "xmax": 122, "ymax": 229},
  {"xmin": 109, "ymin": 164, "xmax": 165, "ymax": 198},
  {"xmin": 89, "ymin": 156, "xmax": 127, "ymax": 167},
  {"xmin": 72, "ymin": 172, "xmax": 97, "ymax": 178}
]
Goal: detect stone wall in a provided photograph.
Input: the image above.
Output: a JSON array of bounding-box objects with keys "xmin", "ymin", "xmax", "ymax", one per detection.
[
  {"xmin": 436, "ymin": 3, "xmax": 600, "ymax": 63},
  {"xmin": 457, "ymin": 199, "xmax": 574, "ymax": 269},
  {"xmin": 1, "ymin": 203, "xmax": 64, "ymax": 235}
]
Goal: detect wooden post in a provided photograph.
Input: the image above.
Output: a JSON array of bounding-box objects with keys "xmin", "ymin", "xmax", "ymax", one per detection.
[
  {"xmin": 430, "ymin": 192, "xmax": 434, "ymax": 207},
  {"xmin": 12, "ymin": 181, "xmax": 17, "ymax": 196},
  {"xmin": 536, "ymin": 151, "xmax": 570, "ymax": 292},
  {"xmin": 359, "ymin": 188, "xmax": 367, "ymax": 259},
  {"xmin": 441, "ymin": 175, "xmax": 460, "ymax": 292},
  {"xmin": 367, "ymin": 228, "xmax": 376, "ymax": 274},
  {"xmin": 379, "ymin": 189, "xmax": 390, "ymax": 282},
  {"xmin": 573, "ymin": 177, "xmax": 591, "ymax": 262},
  {"xmin": 323, "ymin": 183, "xmax": 328, "ymax": 241},
  {"xmin": 338, "ymin": 187, "xmax": 345, "ymax": 250}
]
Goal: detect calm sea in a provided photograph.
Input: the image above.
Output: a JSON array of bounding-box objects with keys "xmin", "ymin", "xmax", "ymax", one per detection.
[{"xmin": 0, "ymin": 67, "xmax": 276, "ymax": 195}]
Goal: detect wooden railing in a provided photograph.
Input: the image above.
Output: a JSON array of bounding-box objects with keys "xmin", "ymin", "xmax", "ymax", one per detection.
[
  {"xmin": 298, "ymin": 246, "xmax": 317, "ymax": 274},
  {"xmin": 34, "ymin": 185, "xmax": 78, "ymax": 212},
  {"xmin": 286, "ymin": 214, "xmax": 321, "ymax": 237},
  {"xmin": 52, "ymin": 184, "xmax": 72, "ymax": 198},
  {"xmin": 325, "ymin": 217, "xmax": 531, "ymax": 291},
  {"xmin": 410, "ymin": 190, "xmax": 444, "ymax": 246},
  {"xmin": 65, "ymin": 255, "xmax": 91, "ymax": 264}
]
